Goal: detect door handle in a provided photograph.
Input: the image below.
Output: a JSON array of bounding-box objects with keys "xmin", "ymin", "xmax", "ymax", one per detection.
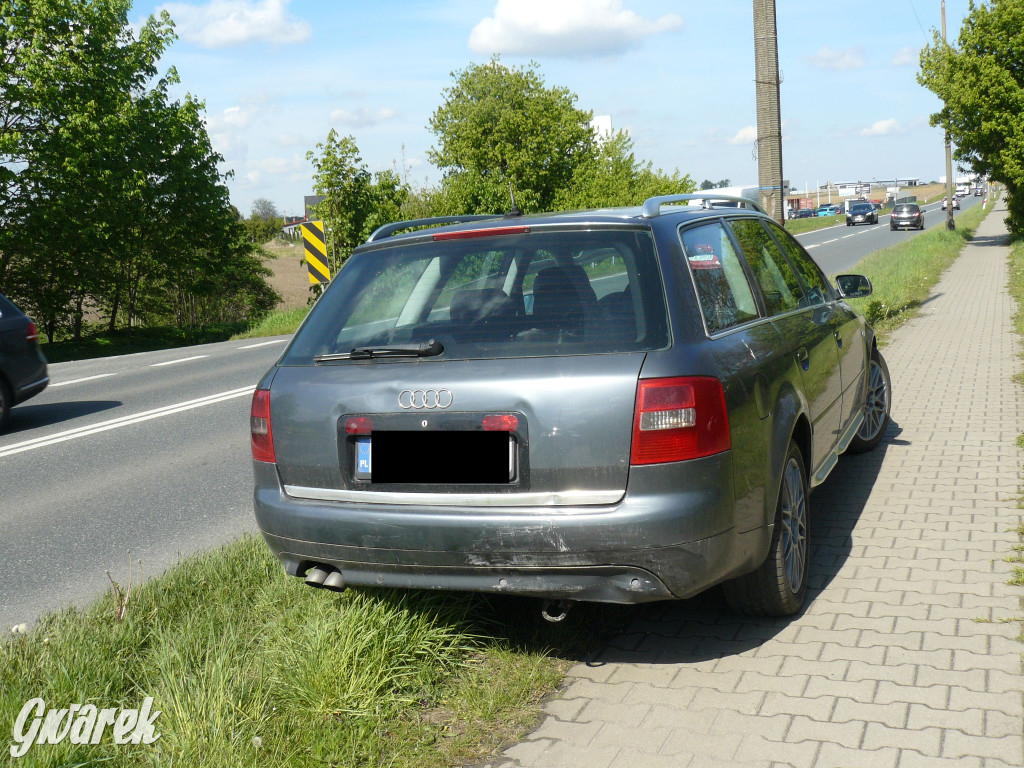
[
  {"xmin": 833, "ymin": 330, "xmax": 843, "ymax": 348},
  {"xmin": 795, "ymin": 348, "xmax": 809, "ymax": 370}
]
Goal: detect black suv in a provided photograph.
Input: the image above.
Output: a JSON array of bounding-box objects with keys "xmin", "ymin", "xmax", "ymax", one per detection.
[
  {"xmin": 0, "ymin": 292, "xmax": 49, "ymax": 430},
  {"xmin": 252, "ymin": 194, "xmax": 892, "ymax": 617}
]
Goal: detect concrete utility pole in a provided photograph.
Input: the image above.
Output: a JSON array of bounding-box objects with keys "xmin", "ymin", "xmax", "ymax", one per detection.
[
  {"xmin": 943, "ymin": 0, "xmax": 956, "ymax": 230},
  {"xmin": 753, "ymin": 0, "xmax": 784, "ymax": 224}
]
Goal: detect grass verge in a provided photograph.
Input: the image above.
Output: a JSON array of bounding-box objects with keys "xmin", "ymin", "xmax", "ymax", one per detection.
[
  {"xmin": 1, "ymin": 536, "xmax": 626, "ymax": 767},
  {"xmin": 844, "ymin": 201, "xmax": 991, "ymax": 340},
  {"xmin": 40, "ymin": 323, "xmax": 249, "ymax": 364},
  {"xmin": 1006, "ymin": 234, "xmax": 1024, "ymax": 624}
]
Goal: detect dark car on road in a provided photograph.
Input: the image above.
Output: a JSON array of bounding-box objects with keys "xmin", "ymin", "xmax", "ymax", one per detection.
[
  {"xmin": 846, "ymin": 203, "xmax": 878, "ymax": 226},
  {"xmin": 890, "ymin": 202, "xmax": 925, "ymax": 230},
  {"xmin": 252, "ymin": 193, "xmax": 892, "ymax": 618},
  {"xmin": 0, "ymin": 292, "xmax": 49, "ymax": 431}
]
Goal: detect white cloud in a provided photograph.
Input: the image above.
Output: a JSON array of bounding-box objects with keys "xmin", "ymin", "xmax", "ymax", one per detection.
[
  {"xmin": 469, "ymin": 0, "xmax": 683, "ymax": 58},
  {"xmin": 807, "ymin": 45, "xmax": 864, "ymax": 71},
  {"xmin": 861, "ymin": 118, "xmax": 901, "ymax": 136},
  {"xmin": 277, "ymin": 133, "xmax": 308, "ymax": 148},
  {"xmin": 328, "ymin": 107, "xmax": 399, "ymax": 128},
  {"xmin": 160, "ymin": 0, "xmax": 311, "ymax": 48},
  {"xmin": 890, "ymin": 46, "xmax": 920, "ymax": 67},
  {"xmin": 204, "ymin": 104, "xmax": 260, "ymax": 157},
  {"xmin": 729, "ymin": 126, "xmax": 757, "ymax": 145},
  {"xmin": 253, "ymin": 154, "xmax": 306, "ymax": 175},
  {"xmin": 207, "ymin": 104, "xmax": 259, "ymax": 131}
]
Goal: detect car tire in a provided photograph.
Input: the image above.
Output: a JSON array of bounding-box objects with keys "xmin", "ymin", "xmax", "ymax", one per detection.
[
  {"xmin": 723, "ymin": 441, "xmax": 809, "ymax": 616},
  {"xmin": 0, "ymin": 377, "xmax": 10, "ymax": 432},
  {"xmin": 847, "ymin": 348, "xmax": 891, "ymax": 454}
]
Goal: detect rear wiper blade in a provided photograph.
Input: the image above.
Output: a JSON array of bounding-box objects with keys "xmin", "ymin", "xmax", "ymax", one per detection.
[{"xmin": 314, "ymin": 339, "xmax": 444, "ymax": 363}]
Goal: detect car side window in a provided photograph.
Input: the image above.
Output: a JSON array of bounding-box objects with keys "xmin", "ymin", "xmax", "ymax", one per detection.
[
  {"xmin": 728, "ymin": 218, "xmax": 804, "ymax": 316},
  {"xmin": 679, "ymin": 221, "xmax": 759, "ymax": 334},
  {"xmin": 764, "ymin": 221, "xmax": 833, "ymax": 306}
]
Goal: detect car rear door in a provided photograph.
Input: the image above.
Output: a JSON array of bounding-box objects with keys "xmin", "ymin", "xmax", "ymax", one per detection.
[
  {"xmin": 727, "ymin": 218, "xmax": 844, "ymax": 476},
  {"xmin": 766, "ymin": 221, "xmax": 867, "ymax": 441}
]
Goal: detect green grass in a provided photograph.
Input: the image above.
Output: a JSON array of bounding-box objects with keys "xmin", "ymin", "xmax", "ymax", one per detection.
[
  {"xmin": 231, "ymin": 306, "xmax": 310, "ymax": 340},
  {"xmin": 1006, "ymin": 237, "xmax": 1024, "ymax": 616},
  {"xmin": 0, "ymin": 536, "xmax": 622, "ymax": 767},
  {"xmin": 844, "ymin": 201, "xmax": 991, "ymax": 339},
  {"xmin": 40, "ymin": 323, "xmax": 249, "ymax": 364}
]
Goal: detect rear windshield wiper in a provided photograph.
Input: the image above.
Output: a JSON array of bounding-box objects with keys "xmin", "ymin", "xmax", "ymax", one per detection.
[{"xmin": 313, "ymin": 339, "xmax": 444, "ymax": 363}]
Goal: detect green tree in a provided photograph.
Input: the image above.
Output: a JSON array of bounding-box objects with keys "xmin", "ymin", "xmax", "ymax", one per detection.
[
  {"xmin": 554, "ymin": 131, "xmax": 694, "ymax": 210},
  {"xmin": 307, "ymin": 131, "xmax": 408, "ymax": 277},
  {"xmin": 1, "ymin": 1, "xmax": 274, "ymax": 340},
  {"xmin": 918, "ymin": 1, "xmax": 1024, "ymax": 235},
  {"xmin": 250, "ymin": 197, "xmax": 280, "ymax": 220},
  {"xmin": 428, "ymin": 58, "xmax": 595, "ymax": 214}
]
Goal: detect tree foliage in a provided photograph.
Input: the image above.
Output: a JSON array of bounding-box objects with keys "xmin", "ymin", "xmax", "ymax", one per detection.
[
  {"xmin": 428, "ymin": 58, "xmax": 596, "ymax": 214},
  {"xmin": 306, "ymin": 130, "xmax": 407, "ymax": 278},
  {"xmin": 918, "ymin": 0, "xmax": 1024, "ymax": 235},
  {"xmin": 0, "ymin": 0, "xmax": 277, "ymax": 340},
  {"xmin": 555, "ymin": 131, "xmax": 694, "ymax": 210}
]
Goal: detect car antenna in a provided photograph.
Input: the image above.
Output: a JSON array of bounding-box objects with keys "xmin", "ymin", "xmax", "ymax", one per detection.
[{"xmin": 505, "ymin": 181, "xmax": 522, "ymax": 218}]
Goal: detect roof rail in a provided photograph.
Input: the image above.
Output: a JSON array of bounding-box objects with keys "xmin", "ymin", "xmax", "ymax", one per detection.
[
  {"xmin": 366, "ymin": 215, "xmax": 502, "ymax": 243},
  {"xmin": 641, "ymin": 193, "xmax": 767, "ymax": 218}
]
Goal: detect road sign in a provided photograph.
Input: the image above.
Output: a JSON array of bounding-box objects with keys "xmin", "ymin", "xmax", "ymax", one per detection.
[{"xmin": 301, "ymin": 221, "xmax": 329, "ymax": 284}]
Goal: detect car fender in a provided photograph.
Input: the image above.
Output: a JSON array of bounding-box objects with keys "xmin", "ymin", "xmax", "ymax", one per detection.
[{"xmin": 766, "ymin": 379, "xmax": 809, "ymax": 526}]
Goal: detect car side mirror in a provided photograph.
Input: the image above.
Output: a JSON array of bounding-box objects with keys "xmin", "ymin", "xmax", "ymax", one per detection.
[{"xmin": 835, "ymin": 274, "xmax": 873, "ymax": 299}]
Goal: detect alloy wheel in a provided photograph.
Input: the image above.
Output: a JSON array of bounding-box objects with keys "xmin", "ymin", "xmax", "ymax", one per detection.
[
  {"xmin": 857, "ymin": 358, "xmax": 889, "ymax": 442},
  {"xmin": 780, "ymin": 457, "xmax": 808, "ymax": 594}
]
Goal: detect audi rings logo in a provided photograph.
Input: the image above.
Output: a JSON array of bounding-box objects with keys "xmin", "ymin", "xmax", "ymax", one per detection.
[{"xmin": 398, "ymin": 389, "xmax": 453, "ymax": 409}]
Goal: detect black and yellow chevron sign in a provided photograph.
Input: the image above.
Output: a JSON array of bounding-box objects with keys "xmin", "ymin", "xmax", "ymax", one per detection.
[{"xmin": 301, "ymin": 220, "xmax": 330, "ymax": 284}]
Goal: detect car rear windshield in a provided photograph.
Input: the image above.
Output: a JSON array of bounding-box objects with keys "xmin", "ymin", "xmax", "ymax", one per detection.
[
  {"xmin": 282, "ymin": 226, "xmax": 670, "ymax": 364},
  {"xmin": 896, "ymin": 204, "xmax": 920, "ymax": 213}
]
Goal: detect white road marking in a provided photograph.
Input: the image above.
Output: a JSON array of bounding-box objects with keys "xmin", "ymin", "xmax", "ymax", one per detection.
[
  {"xmin": 51, "ymin": 373, "xmax": 117, "ymax": 387},
  {"xmin": 0, "ymin": 386, "xmax": 255, "ymax": 459},
  {"xmin": 150, "ymin": 355, "xmax": 209, "ymax": 367},
  {"xmin": 237, "ymin": 339, "xmax": 288, "ymax": 349}
]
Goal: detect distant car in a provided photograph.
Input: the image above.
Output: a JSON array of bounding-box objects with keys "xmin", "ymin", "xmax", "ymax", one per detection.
[
  {"xmin": 846, "ymin": 203, "xmax": 878, "ymax": 226},
  {"xmin": 941, "ymin": 196, "xmax": 960, "ymax": 210},
  {"xmin": 890, "ymin": 203, "xmax": 925, "ymax": 231},
  {"xmin": 974, "ymin": 188, "xmax": 983, "ymax": 196},
  {"xmin": 815, "ymin": 205, "xmax": 839, "ymax": 217},
  {"xmin": 795, "ymin": 209, "xmax": 813, "ymax": 219},
  {"xmin": 0, "ymin": 291, "xmax": 49, "ymax": 430}
]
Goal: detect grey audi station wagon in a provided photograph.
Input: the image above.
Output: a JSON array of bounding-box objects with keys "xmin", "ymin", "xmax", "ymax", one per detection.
[{"xmin": 252, "ymin": 194, "xmax": 891, "ymax": 618}]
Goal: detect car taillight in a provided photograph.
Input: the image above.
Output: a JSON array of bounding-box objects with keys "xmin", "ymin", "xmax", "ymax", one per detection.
[
  {"xmin": 26, "ymin": 321, "xmax": 38, "ymax": 343},
  {"xmin": 344, "ymin": 416, "xmax": 373, "ymax": 435},
  {"xmin": 630, "ymin": 376, "xmax": 730, "ymax": 465},
  {"xmin": 250, "ymin": 388, "xmax": 275, "ymax": 463},
  {"xmin": 482, "ymin": 414, "xmax": 518, "ymax": 431}
]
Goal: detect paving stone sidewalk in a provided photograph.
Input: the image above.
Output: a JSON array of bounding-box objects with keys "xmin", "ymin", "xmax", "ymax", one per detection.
[{"xmin": 489, "ymin": 201, "xmax": 1024, "ymax": 768}]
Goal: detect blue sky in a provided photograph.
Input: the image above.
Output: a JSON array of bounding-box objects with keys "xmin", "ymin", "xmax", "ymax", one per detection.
[{"xmin": 128, "ymin": 0, "xmax": 975, "ymax": 218}]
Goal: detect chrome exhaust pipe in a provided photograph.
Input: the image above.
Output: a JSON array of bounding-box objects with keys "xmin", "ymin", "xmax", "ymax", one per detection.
[
  {"xmin": 323, "ymin": 570, "xmax": 346, "ymax": 592},
  {"xmin": 304, "ymin": 566, "xmax": 329, "ymax": 588},
  {"xmin": 540, "ymin": 599, "xmax": 572, "ymax": 623}
]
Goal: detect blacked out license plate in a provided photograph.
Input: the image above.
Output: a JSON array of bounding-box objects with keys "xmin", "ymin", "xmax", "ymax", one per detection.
[{"xmin": 356, "ymin": 431, "xmax": 514, "ymax": 484}]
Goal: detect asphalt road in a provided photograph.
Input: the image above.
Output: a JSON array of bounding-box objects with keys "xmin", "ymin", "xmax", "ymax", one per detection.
[
  {"xmin": 793, "ymin": 192, "xmax": 984, "ymax": 275},
  {"xmin": 0, "ymin": 339, "xmax": 287, "ymax": 629},
  {"xmin": 0, "ymin": 195, "xmax": 990, "ymax": 629}
]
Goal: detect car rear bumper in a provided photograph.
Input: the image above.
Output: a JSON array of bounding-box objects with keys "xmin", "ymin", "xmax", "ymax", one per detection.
[
  {"xmin": 15, "ymin": 373, "xmax": 48, "ymax": 404},
  {"xmin": 253, "ymin": 454, "xmax": 769, "ymax": 604}
]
